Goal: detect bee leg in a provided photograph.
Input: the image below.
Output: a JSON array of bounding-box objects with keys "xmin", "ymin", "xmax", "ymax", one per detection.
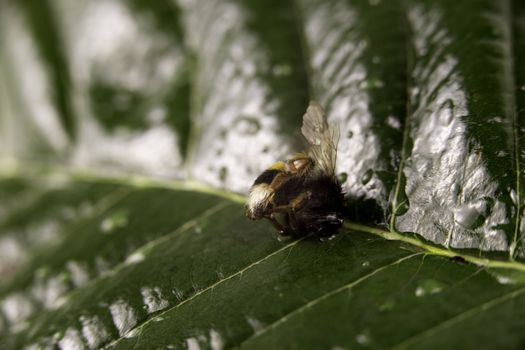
[
  {"xmin": 287, "ymin": 209, "xmax": 300, "ymax": 233},
  {"xmin": 265, "ymin": 213, "xmax": 290, "ymax": 235},
  {"xmin": 270, "ymin": 208, "xmax": 300, "ymax": 236},
  {"xmin": 267, "ymin": 208, "xmax": 295, "ymax": 235},
  {"xmin": 274, "ymin": 193, "xmax": 310, "ymax": 235},
  {"xmin": 283, "ymin": 212, "xmax": 295, "ymax": 234}
]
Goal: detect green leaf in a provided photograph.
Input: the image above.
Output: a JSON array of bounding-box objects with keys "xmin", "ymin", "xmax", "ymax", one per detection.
[
  {"xmin": 2, "ymin": 0, "xmax": 525, "ymax": 349},
  {"xmin": 1, "ymin": 177, "xmax": 525, "ymax": 349}
]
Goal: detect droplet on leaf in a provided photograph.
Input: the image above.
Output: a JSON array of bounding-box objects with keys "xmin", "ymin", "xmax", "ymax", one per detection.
[
  {"xmin": 415, "ymin": 279, "xmax": 446, "ymax": 297},
  {"xmin": 361, "ymin": 169, "xmax": 373, "ymax": 185}
]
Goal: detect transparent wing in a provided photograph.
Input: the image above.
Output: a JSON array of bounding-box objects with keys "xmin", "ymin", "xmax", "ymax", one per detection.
[{"xmin": 300, "ymin": 101, "xmax": 338, "ymax": 175}]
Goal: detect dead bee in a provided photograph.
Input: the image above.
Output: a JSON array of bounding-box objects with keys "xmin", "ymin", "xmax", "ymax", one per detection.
[{"xmin": 245, "ymin": 102, "xmax": 345, "ymax": 237}]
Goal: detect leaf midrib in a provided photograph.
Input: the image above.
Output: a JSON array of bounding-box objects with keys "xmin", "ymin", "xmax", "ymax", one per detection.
[{"xmin": 2, "ymin": 161, "xmax": 525, "ymax": 272}]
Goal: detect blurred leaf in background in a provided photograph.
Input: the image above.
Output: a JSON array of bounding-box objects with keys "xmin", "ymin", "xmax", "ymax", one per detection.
[{"xmin": 1, "ymin": 0, "xmax": 525, "ymax": 349}]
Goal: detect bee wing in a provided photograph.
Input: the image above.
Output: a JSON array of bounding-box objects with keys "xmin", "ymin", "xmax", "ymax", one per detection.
[{"xmin": 301, "ymin": 101, "xmax": 338, "ymax": 175}]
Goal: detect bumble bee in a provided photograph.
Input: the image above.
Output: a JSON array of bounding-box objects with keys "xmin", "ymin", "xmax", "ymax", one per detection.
[{"xmin": 245, "ymin": 102, "xmax": 345, "ymax": 237}]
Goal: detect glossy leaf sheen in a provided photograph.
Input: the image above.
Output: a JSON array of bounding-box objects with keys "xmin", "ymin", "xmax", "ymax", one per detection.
[
  {"xmin": 1, "ymin": 0, "xmax": 525, "ymax": 349},
  {"xmin": 1, "ymin": 180, "xmax": 524, "ymax": 349}
]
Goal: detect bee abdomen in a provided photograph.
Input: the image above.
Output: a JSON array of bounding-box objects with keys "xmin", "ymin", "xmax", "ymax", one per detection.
[{"xmin": 297, "ymin": 176, "xmax": 345, "ymax": 236}]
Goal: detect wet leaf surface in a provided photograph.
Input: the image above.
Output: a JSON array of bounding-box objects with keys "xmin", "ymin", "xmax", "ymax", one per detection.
[
  {"xmin": 2, "ymin": 0, "xmax": 525, "ymax": 348},
  {"xmin": 1, "ymin": 179, "xmax": 525, "ymax": 349}
]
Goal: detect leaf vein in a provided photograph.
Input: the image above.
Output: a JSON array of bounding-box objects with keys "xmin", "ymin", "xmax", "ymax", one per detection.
[
  {"xmin": 103, "ymin": 237, "xmax": 307, "ymax": 348},
  {"xmin": 238, "ymin": 252, "xmax": 423, "ymax": 347},
  {"xmin": 389, "ymin": 285, "xmax": 525, "ymax": 349}
]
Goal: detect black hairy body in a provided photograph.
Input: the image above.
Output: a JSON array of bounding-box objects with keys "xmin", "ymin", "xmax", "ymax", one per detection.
[
  {"xmin": 273, "ymin": 174, "xmax": 345, "ymax": 237},
  {"xmin": 253, "ymin": 169, "xmax": 280, "ymax": 186},
  {"xmin": 246, "ymin": 102, "xmax": 345, "ymax": 238},
  {"xmin": 248, "ymin": 164, "xmax": 345, "ymax": 237}
]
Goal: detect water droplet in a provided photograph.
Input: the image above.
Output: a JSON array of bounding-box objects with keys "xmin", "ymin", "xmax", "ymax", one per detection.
[
  {"xmin": 372, "ymin": 55, "xmax": 381, "ymax": 64},
  {"xmin": 490, "ymin": 270, "xmax": 525, "ymax": 285},
  {"xmin": 100, "ymin": 210, "xmax": 128, "ymax": 233},
  {"xmin": 361, "ymin": 261, "xmax": 370, "ymax": 267},
  {"xmin": 495, "ymin": 274, "xmax": 515, "ymax": 285},
  {"xmin": 455, "ymin": 205, "xmax": 477, "ymax": 228},
  {"xmin": 355, "ymin": 329, "xmax": 372, "ymax": 345},
  {"xmin": 510, "ymin": 189, "xmax": 518, "ymax": 206},
  {"xmin": 219, "ymin": 167, "xmax": 228, "ymax": 182},
  {"xmin": 141, "ymin": 286, "xmax": 169, "ymax": 313},
  {"xmin": 338, "ymin": 172, "xmax": 348, "ymax": 184},
  {"xmin": 453, "ymin": 199, "xmax": 489, "ymax": 229},
  {"xmin": 369, "ymin": 0, "xmax": 381, "ymax": 5},
  {"xmin": 235, "ymin": 116, "xmax": 261, "ymax": 135},
  {"xmin": 386, "ymin": 115, "xmax": 401, "ymax": 129},
  {"xmin": 415, "ymin": 279, "xmax": 446, "ymax": 297},
  {"xmin": 361, "ymin": 169, "xmax": 373, "ymax": 185},
  {"xmin": 320, "ymin": 234, "xmax": 337, "ymax": 242},
  {"xmin": 125, "ymin": 251, "xmax": 145, "ymax": 265}
]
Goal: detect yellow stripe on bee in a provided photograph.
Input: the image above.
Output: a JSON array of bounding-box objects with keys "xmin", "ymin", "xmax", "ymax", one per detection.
[{"xmin": 268, "ymin": 161, "xmax": 285, "ymax": 171}]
